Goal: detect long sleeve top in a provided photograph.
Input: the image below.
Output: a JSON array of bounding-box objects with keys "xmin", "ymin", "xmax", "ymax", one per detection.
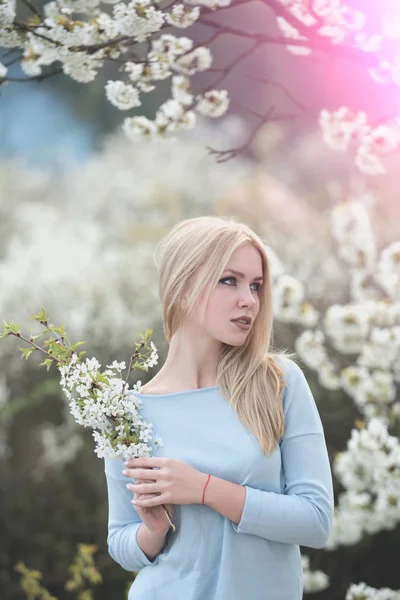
[{"xmin": 104, "ymin": 357, "xmax": 334, "ymax": 600}]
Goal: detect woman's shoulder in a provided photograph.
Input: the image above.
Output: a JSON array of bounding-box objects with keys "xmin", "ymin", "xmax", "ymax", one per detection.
[
  {"xmin": 272, "ymin": 355, "xmax": 310, "ymax": 412},
  {"xmin": 274, "ymin": 355, "xmax": 304, "ymax": 387}
]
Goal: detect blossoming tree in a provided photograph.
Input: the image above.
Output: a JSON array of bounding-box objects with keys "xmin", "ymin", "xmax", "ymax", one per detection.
[
  {"xmin": 0, "ymin": 123, "xmax": 399, "ymax": 597},
  {"xmin": 1, "ymin": 0, "xmax": 400, "ymax": 171}
]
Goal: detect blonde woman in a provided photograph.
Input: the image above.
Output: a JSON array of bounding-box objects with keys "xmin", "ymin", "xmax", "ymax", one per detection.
[{"xmin": 104, "ymin": 216, "xmax": 334, "ymax": 599}]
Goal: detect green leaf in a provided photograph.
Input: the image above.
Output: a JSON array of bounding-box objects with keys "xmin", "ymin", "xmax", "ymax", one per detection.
[
  {"xmin": 17, "ymin": 346, "xmax": 36, "ymax": 361},
  {"xmin": 51, "ymin": 324, "xmax": 66, "ymax": 337},
  {"xmin": 32, "ymin": 307, "xmax": 49, "ymax": 324},
  {"xmin": 71, "ymin": 341, "xmax": 86, "ymax": 351},
  {"xmin": 39, "ymin": 358, "xmax": 54, "ymax": 371},
  {"xmin": 29, "ymin": 329, "xmax": 45, "ymax": 342},
  {"xmin": 1, "ymin": 320, "xmax": 20, "ymax": 337}
]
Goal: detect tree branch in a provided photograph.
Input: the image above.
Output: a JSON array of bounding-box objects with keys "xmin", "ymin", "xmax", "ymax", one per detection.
[
  {"xmin": 245, "ymin": 73, "xmax": 308, "ymax": 111},
  {"xmin": 207, "ymin": 105, "xmax": 299, "ymax": 162},
  {"xmin": 20, "ymin": 0, "xmax": 42, "ymax": 20},
  {"xmin": 14, "ymin": 20, "xmax": 61, "ymax": 46},
  {"xmin": 198, "ymin": 11, "xmax": 384, "ymax": 70}
]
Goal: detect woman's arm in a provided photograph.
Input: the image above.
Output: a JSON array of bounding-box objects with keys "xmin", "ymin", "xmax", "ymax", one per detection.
[
  {"xmin": 205, "ymin": 359, "xmax": 334, "ymax": 549},
  {"xmin": 104, "ymin": 458, "xmax": 166, "ymax": 571},
  {"xmin": 136, "ymin": 523, "xmax": 168, "ymax": 562}
]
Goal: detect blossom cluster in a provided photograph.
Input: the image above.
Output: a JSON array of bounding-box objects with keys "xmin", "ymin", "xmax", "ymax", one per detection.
[
  {"xmin": 274, "ymin": 0, "xmax": 400, "ymax": 175},
  {"xmin": 325, "ymin": 418, "xmax": 400, "ymax": 549},
  {"xmin": 293, "ymin": 202, "xmax": 400, "ymax": 423},
  {"xmin": 319, "ymin": 108, "xmax": 400, "ymax": 176},
  {"xmin": 0, "ymin": 123, "xmax": 399, "ymax": 593},
  {"xmin": 301, "ymin": 554, "xmax": 329, "ymax": 594},
  {"xmin": 275, "ymin": 0, "xmax": 400, "ymax": 86},
  {"xmin": 346, "ymin": 583, "xmax": 400, "ymax": 600},
  {"xmin": 0, "ymin": 0, "xmax": 230, "ymax": 141},
  {"xmin": 2, "ymin": 0, "xmax": 400, "ymax": 168},
  {"xmin": 59, "ymin": 345, "xmax": 162, "ymax": 459},
  {"xmin": 275, "ymin": 0, "xmax": 366, "ymax": 55}
]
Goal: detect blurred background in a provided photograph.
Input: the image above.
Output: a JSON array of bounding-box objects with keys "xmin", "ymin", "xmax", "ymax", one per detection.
[{"xmin": 1, "ymin": 1, "xmax": 400, "ymax": 599}]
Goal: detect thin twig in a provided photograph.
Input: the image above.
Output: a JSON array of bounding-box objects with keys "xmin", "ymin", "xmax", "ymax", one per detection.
[
  {"xmin": 20, "ymin": 0, "xmax": 42, "ymax": 19},
  {"xmin": 245, "ymin": 73, "xmax": 308, "ymax": 110},
  {"xmin": 14, "ymin": 20, "xmax": 61, "ymax": 46},
  {"xmin": 207, "ymin": 105, "xmax": 298, "ymax": 162},
  {"xmin": 198, "ymin": 10, "xmax": 384, "ymax": 69},
  {"xmin": 7, "ymin": 332, "xmax": 63, "ymax": 363},
  {"xmin": 122, "ymin": 340, "xmax": 146, "ymax": 395}
]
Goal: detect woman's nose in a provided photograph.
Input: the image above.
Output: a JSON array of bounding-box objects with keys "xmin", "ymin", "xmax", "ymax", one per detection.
[{"xmin": 239, "ymin": 287, "xmax": 256, "ymax": 306}]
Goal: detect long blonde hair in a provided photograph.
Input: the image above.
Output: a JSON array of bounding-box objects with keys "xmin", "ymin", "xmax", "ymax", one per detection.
[{"xmin": 154, "ymin": 215, "xmax": 294, "ymax": 456}]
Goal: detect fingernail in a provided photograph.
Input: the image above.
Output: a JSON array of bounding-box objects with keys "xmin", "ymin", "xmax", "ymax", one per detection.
[
  {"xmin": 131, "ymin": 500, "xmax": 137, "ymax": 505},
  {"xmin": 122, "ymin": 470, "xmax": 127, "ymax": 475},
  {"xmin": 124, "ymin": 461, "xmax": 129, "ymax": 466}
]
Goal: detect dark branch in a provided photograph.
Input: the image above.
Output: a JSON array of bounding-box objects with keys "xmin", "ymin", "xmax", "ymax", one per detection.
[
  {"xmin": 207, "ymin": 105, "xmax": 299, "ymax": 162},
  {"xmin": 245, "ymin": 74, "xmax": 308, "ymax": 110},
  {"xmin": 198, "ymin": 11, "xmax": 383, "ymax": 70},
  {"xmin": 20, "ymin": 0, "xmax": 42, "ymax": 19},
  {"xmin": 14, "ymin": 20, "xmax": 61, "ymax": 46}
]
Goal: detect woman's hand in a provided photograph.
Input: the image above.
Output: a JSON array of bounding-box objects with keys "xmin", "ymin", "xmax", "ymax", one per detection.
[
  {"xmin": 132, "ymin": 474, "xmax": 174, "ymax": 535},
  {"xmin": 123, "ymin": 456, "xmax": 208, "ymax": 508}
]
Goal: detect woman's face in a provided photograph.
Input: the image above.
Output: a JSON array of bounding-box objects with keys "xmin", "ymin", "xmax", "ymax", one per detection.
[{"xmin": 196, "ymin": 243, "xmax": 264, "ymax": 346}]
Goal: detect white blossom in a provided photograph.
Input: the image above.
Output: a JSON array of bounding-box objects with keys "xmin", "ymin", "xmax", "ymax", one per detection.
[
  {"xmin": 165, "ymin": 4, "xmax": 200, "ymax": 28},
  {"xmin": 196, "ymin": 90, "xmax": 230, "ymax": 118},
  {"xmin": 319, "ymin": 107, "xmax": 368, "ymax": 152},
  {"xmin": 124, "ymin": 62, "xmax": 144, "ymax": 82},
  {"xmin": 62, "ymin": 51, "xmax": 103, "ymax": 83},
  {"xmin": 355, "ymin": 147, "xmax": 386, "ymax": 176},
  {"xmin": 122, "ymin": 115, "xmax": 157, "ymax": 140},
  {"xmin": 151, "ymin": 34, "xmax": 193, "ymax": 57},
  {"xmin": 113, "ymin": 0, "xmax": 164, "ymax": 41},
  {"xmin": 327, "ymin": 419, "xmax": 400, "ymax": 551},
  {"xmin": 0, "ymin": 0, "xmax": 16, "ymax": 27},
  {"xmin": 21, "ymin": 57, "xmax": 43, "ymax": 77},
  {"xmin": 174, "ymin": 47, "xmax": 212, "ymax": 75},
  {"xmin": 276, "ymin": 17, "xmax": 312, "ymax": 56},
  {"xmin": 302, "ymin": 555, "xmax": 330, "ymax": 593},
  {"xmin": 379, "ymin": 242, "xmax": 400, "ymax": 279},
  {"xmin": 324, "ymin": 304, "xmax": 371, "ymax": 354},
  {"xmin": 155, "ymin": 98, "xmax": 196, "ymax": 132},
  {"xmin": 172, "ymin": 75, "xmax": 193, "ymax": 106},
  {"xmin": 295, "ymin": 329, "xmax": 328, "ymax": 370},
  {"xmin": 58, "ymin": 353, "xmax": 162, "ymax": 459},
  {"xmin": 346, "ymin": 582, "xmax": 400, "ymax": 600},
  {"xmin": 105, "ymin": 80, "xmax": 141, "ymax": 110}
]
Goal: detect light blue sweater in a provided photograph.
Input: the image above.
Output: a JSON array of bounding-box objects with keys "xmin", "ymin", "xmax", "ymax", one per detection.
[{"xmin": 104, "ymin": 358, "xmax": 334, "ymax": 600}]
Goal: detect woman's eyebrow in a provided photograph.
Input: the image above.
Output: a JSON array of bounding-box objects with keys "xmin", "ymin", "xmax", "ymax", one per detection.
[{"xmin": 224, "ymin": 269, "xmax": 263, "ymax": 281}]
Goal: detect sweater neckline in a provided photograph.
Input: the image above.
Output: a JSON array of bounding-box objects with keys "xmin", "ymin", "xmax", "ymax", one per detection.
[{"xmin": 132, "ymin": 385, "xmax": 219, "ymax": 398}]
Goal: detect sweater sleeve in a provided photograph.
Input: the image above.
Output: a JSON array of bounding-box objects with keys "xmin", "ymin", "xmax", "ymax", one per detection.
[
  {"xmin": 104, "ymin": 456, "xmax": 161, "ymax": 571},
  {"xmin": 232, "ymin": 359, "xmax": 334, "ymax": 548}
]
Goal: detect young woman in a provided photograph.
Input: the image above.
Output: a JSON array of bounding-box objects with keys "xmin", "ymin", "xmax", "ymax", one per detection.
[{"xmin": 104, "ymin": 215, "xmax": 334, "ymax": 599}]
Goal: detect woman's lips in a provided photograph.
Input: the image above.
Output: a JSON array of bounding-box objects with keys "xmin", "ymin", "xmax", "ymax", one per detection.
[{"xmin": 231, "ymin": 320, "xmax": 251, "ymax": 330}]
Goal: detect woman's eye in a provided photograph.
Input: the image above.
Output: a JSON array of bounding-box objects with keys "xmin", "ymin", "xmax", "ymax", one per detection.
[
  {"xmin": 220, "ymin": 277, "xmax": 236, "ymax": 285},
  {"xmin": 220, "ymin": 277, "xmax": 261, "ymax": 291}
]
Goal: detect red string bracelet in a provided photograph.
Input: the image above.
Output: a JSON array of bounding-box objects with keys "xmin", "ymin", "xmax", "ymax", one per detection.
[{"xmin": 202, "ymin": 473, "xmax": 211, "ymax": 505}]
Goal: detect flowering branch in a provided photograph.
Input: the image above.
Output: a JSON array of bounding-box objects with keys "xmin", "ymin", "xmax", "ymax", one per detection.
[
  {"xmin": 1, "ymin": 306, "xmax": 176, "ymax": 531},
  {"xmin": 1, "ymin": 0, "xmax": 399, "ymax": 171}
]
